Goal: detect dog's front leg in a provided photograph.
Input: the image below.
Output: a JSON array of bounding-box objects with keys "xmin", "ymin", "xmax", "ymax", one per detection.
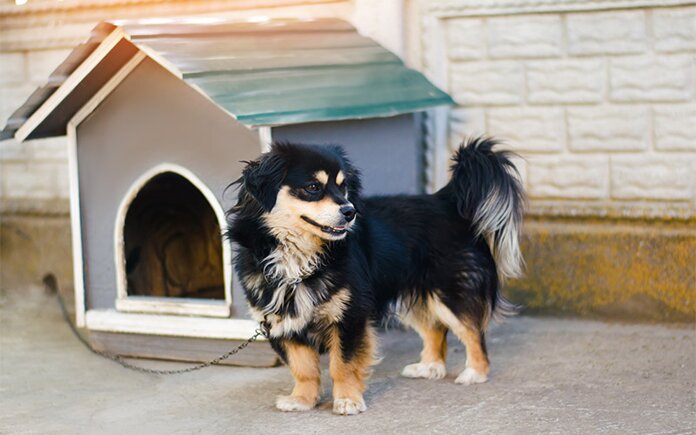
[
  {"xmin": 275, "ymin": 341, "xmax": 321, "ymax": 412},
  {"xmin": 328, "ymin": 323, "xmax": 376, "ymax": 415}
]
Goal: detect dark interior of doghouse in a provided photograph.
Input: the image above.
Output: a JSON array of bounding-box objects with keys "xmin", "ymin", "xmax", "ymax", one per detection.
[{"xmin": 123, "ymin": 172, "xmax": 225, "ymax": 300}]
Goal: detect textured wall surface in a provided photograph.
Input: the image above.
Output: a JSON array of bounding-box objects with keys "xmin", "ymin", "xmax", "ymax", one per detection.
[{"xmin": 419, "ymin": 1, "xmax": 696, "ymax": 219}]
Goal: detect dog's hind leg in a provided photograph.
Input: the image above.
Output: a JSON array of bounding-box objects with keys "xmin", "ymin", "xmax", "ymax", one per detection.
[
  {"xmin": 276, "ymin": 341, "xmax": 321, "ymax": 412},
  {"xmin": 400, "ymin": 307, "xmax": 448, "ymax": 380},
  {"xmin": 429, "ymin": 296, "xmax": 490, "ymax": 385}
]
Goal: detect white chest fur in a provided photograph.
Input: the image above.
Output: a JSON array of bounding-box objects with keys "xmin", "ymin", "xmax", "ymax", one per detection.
[{"xmin": 248, "ymin": 284, "xmax": 351, "ymax": 338}]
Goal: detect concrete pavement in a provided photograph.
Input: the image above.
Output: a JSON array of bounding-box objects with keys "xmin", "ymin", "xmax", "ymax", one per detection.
[{"xmin": 1, "ymin": 285, "xmax": 694, "ymax": 434}]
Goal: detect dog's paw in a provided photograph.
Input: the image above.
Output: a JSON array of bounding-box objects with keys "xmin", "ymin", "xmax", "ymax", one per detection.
[
  {"xmin": 275, "ymin": 395, "xmax": 316, "ymax": 412},
  {"xmin": 454, "ymin": 367, "xmax": 488, "ymax": 385},
  {"xmin": 332, "ymin": 397, "xmax": 367, "ymax": 415},
  {"xmin": 401, "ymin": 362, "xmax": 446, "ymax": 380}
]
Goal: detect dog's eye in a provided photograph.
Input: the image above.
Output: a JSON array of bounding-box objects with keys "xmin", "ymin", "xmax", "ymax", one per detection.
[{"xmin": 305, "ymin": 183, "xmax": 321, "ymax": 193}]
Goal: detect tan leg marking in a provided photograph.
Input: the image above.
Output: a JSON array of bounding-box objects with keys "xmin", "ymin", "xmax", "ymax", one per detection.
[
  {"xmin": 328, "ymin": 325, "xmax": 377, "ymax": 415},
  {"xmin": 429, "ymin": 296, "xmax": 490, "ymax": 385},
  {"xmin": 418, "ymin": 323, "xmax": 448, "ymax": 363},
  {"xmin": 276, "ymin": 342, "xmax": 321, "ymax": 412},
  {"xmin": 400, "ymin": 302, "xmax": 448, "ymax": 380}
]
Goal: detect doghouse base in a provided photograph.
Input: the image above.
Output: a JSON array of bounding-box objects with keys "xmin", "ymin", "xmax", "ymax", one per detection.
[{"xmin": 88, "ymin": 331, "xmax": 280, "ymax": 368}]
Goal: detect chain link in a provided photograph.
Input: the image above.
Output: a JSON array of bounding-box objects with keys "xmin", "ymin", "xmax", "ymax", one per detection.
[{"xmin": 55, "ymin": 289, "xmax": 268, "ymax": 375}]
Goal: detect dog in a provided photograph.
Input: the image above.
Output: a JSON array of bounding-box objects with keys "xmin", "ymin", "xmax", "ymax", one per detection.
[{"xmin": 227, "ymin": 137, "xmax": 525, "ymax": 415}]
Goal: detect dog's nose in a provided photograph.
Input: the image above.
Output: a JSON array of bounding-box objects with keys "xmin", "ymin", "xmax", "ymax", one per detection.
[{"xmin": 340, "ymin": 205, "xmax": 356, "ymax": 222}]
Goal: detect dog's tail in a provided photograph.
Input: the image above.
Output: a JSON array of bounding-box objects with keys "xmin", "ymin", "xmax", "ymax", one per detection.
[{"xmin": 443, "ymin": 136, "xmax": 526, "ymax": 284}]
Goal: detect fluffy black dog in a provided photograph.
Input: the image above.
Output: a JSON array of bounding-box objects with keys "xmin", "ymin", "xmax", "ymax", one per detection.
[{"xmin": 227, "ymin": 137, "xmax": 525, "ymax": 415}]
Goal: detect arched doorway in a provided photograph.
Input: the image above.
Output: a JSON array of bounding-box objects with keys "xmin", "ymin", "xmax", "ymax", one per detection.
[{"xmin": 114, "ymin": 164, "xmax": 232, "ymax": 316}]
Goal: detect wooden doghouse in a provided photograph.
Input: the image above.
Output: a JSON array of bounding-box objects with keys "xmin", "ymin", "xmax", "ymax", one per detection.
[{"xmin": 3, "ymin": 17, "xmax": 452, "ymax": 366}]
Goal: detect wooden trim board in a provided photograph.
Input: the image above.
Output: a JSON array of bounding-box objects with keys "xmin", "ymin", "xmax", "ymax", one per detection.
[
  {"xmin": 85, "ymin": 310, "xmax": 264, "ymax": 341},
  {"xmin": 66, "ymin": 50, "xmax": 145, "ymax": 327},
  {"xmin": 66, "ymin": 122, "xmax": 85, "ymax": 326},
  {"xmin": 15, "ymin": 28, "xmax": 128, "ymax": 142},
  {"xmin": 258, "ymin": 126, "xmax": 273, "ymax": 152},
  {"xmin": 115, "ymin": 297, "xmax": 231, "ymax": 318}
]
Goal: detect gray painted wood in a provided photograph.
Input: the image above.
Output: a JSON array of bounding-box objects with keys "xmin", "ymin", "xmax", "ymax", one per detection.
[
  {"xmin": 272, "ymin": 113, "xmax": 424, "ymax": 196},
  {"xmin": 77, "ymin": 57, "xmax": 261, "ymax": 313}
]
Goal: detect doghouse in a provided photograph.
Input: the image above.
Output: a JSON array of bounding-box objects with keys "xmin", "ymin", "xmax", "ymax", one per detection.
[{"xmin": 3, "ymin": 17, "xmax": 452, "ymax": 366}]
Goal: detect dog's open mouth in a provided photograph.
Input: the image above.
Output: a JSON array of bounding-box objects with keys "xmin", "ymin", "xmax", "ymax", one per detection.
[{"xmin": 301, "ymin": 216, "xmax": 348, "ymax": 236}]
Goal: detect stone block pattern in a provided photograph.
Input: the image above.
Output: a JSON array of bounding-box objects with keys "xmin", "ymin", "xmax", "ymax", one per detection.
[
  {"xmin": 443, "ymin": 5, "xmax": 696, "ymax": 208},
  {"xmin": 486, "ymin": 14, "xmax": 563, "ymax": 59},
  {"xmin": 566, "ymin": 10, "xmax": 647, "ymax": 55},
  {"xmin": 1, "ymin": 47, "xmax": 71, "ymax": 205}
]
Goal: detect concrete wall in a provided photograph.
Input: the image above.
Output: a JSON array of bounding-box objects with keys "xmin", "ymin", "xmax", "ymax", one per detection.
[{"xmin": 412, "ymin": 0, "xmax": 696, "ymax": 219}]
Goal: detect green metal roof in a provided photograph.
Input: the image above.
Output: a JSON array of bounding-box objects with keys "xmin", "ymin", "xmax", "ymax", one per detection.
[{"xmin": 2, "ymin": 17, "xmax": 453, "ymax": 140}]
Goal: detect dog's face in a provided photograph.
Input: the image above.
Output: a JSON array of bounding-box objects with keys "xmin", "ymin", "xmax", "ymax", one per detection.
[{"xmin": 241, "ymin": 143, "xmax": 361, "ymax": 241}]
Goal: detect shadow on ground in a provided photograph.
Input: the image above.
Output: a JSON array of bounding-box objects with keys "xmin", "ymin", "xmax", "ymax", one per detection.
[{"xmin": 1, "ymin": 286, "xmax": 694, "ymax": 434}]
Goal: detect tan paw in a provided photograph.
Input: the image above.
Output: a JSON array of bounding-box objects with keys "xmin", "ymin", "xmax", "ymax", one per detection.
[
  {"xmin": 332, "ymin": 397, "xmax": 367, "ymax": 415},
  {"xmin": 401, "ymin": 362, "xmax": 446, "ymax": 380},
  {"xmin": 454, "ymin": 367, "xmax": 488, "ymax": 385},
  {"xmin": 275, "ymin": 395, "xmax": 316, "ymax": 412}
]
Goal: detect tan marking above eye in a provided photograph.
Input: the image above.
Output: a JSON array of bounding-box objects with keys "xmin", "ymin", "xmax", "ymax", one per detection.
[
  {"xmin": 336, "ymin": 170, "xmax": 345, "ymax": 186},
  {"xmin": 314, "ymin": 171, "xmax": 329, "ymax": 185}
]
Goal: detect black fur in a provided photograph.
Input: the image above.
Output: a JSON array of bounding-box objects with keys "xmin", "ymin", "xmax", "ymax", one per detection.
[{"xmin": 227, "ymin": 138, "xmax": 524, "ymax": 368}]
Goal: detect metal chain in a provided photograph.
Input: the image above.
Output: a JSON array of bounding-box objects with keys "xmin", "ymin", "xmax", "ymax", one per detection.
[{"xmin": 55, "ymin": 288, "xmax": 268, "ymax": 375}]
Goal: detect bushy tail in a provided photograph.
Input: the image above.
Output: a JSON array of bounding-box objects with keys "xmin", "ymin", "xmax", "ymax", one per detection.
[{"xmin": 447, "ymin": 137, "xmax": 526, "ymax": 283}]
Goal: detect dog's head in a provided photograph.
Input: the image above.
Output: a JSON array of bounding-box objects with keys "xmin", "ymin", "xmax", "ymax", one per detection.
[{"xmin": 237, "ymin": 142, "xmax": 362, "ymax": 241}]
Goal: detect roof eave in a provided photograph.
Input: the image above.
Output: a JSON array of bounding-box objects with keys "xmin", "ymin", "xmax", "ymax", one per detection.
[{"xmin": 10, "ymin": 25, "xmax": 127, "ymax": 142}]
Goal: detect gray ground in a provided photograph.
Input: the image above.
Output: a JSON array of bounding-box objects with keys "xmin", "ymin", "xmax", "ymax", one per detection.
[{"xmin": 1, "ymin": 286, "xmax": 694, "ymax": 435}]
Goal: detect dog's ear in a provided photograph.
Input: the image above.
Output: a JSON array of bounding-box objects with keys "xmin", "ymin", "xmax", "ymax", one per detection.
[{"xmin": 242, "ymin": 153, "xmax": 286, "ymax": 212}]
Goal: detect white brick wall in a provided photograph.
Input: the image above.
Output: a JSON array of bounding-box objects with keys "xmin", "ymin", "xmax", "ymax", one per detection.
[
  {"xmin": 440, "ymin": 4, "xmax": 696, "ymax": 210},
  {"xmin": 611, "ymin": 155, "xmax": 694, "ymax": 200},
  {"xmin": 567, "ymin": 106, "xmax": 650, "ymax": 152},
  {"xmin": 0, "ymin": 52, "xmax": 26, "ymax": 85},
  {"xmin": 609, "ymin": 55, "xmax": 693, "ymax": 102},
  {"xmin": 653, "ymin": 7, "xmax": 696, "ymax": 53},
  {"xmin": 450, "ymin": 61, "xmax": 524, "ymax": 105},
  {"xmin": 2, "ymin": 161, "xmax": 61, "ymax": 199},
  {"xmin": 654, "ymin": 104, "xmax": 696, "ymax": 151},
  {"xmin": 526, "ymin": 59, "xmax": 605, "ymax": 104},
  {"xmin": 486, "ymin": 15, "xmax": 563, "ymax": 59},
  {"xmin": 566, "ymin": 10, "xmax": 647, "ymax": 55},
  {"xmin": 528, "ymin": 155, "xmax": 609, "ymax": 199},
  {"xmin": 446, "ymin": 18, "xmax": 486, "ymax": 60},
  {"xmin": 0, "ymin": 45, "xmax": 71, "ymax": 205},
  {"xmin": 487, "ymin": 107, "xmax": 564, "ymax": 153}
]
